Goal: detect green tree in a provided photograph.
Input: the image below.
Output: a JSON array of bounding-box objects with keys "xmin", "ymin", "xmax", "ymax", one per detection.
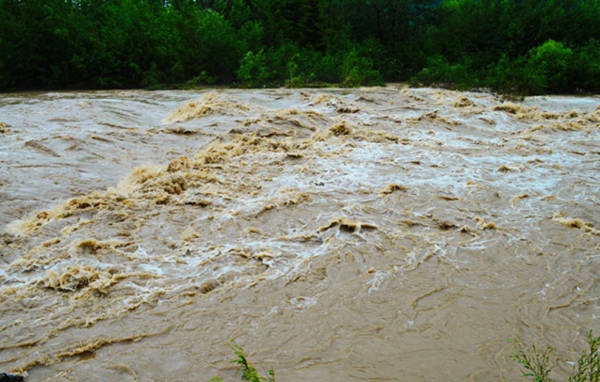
[{"xmin": 524, "ymin": 39, "xmax": 573, "ymax": 93}]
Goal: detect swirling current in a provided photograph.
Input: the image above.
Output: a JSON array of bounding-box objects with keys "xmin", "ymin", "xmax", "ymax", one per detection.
[{"xmin": 0, "ymin": 87, "xmax": 599, "ymax": 381}]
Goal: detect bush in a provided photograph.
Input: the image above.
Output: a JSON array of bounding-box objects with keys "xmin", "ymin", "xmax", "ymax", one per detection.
[
  {"xmin": 285, "ymin": 48, "xmax": 335, "ymax": 86},
  {"xmin": 313, "ymin": 53, "xmax": 340, "ymax": 83},
  {"xmin": 523, "ymin": 39, "xmax": 573, "ymax": 94},
  {"xmin": 485, "ymin": 54, "xmax": 526, "ymax": 94},
  {"xmin": 185, "ymin": 71, "xmax": 215, "ymax": 87},
  {"xmin": 341, "ymin": 49, "xmax": 383, "ymax": 87},
  {"xmin": 239, "ymin": 21, "xmax": 264, "ymax": 53},
  {"xmin": 237, "ymin": 49, "xmax": 272, "ymax": 87},
  {"xmin": 208, "ymin": 341, "xmax": 274, "ymax": 382},
  {"xmin": 569, "ymin": 39, "xmax": 600, "ymax": 93},
  {"xmin": 415, "ymin": 55, "xmax": 473, "ymax": 88},
  {"xmin": 179, "ymin": 9, "xmax": 243, "ymax": 82},
  {"xmin": 513, "ymin": 330, "xmax": 600, "ymax": 382}
]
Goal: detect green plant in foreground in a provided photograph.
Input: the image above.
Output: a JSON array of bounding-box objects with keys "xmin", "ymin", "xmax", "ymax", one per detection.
[
  {"xmin": 512, "ymin": 343, "xmax": 554, "ymax": 382},
  {"xmin": 569, "ymin": 331, "xmax": 600, "ymax": 382},
  {"xmin": 208, "ymin": 341, "xmax": 274, "ymax": 382},
  {"xmin": 513, "ymin": 330, "xmax": 600, "ymax": 382}
]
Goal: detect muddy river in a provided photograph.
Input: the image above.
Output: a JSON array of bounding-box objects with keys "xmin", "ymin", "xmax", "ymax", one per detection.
[{"xmin": 0, "ymin": 86, "xmax": 599, "ymax": 381}]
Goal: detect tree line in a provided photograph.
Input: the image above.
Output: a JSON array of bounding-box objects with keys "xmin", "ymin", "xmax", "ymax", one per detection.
[{"xmin": 1, "ymin": 0, "xmax": 599, "ymax": 94}]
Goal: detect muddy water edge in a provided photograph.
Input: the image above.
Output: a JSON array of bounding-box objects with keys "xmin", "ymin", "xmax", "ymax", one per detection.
[{"xmin": 0, "ymin": 87, "xmax": 599, "ymax": 381}]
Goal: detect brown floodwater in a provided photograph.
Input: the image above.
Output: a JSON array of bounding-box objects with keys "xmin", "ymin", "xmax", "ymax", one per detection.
[{"xmin": 0, "ymin": 86, "xmax": 599, "ymax": 381}]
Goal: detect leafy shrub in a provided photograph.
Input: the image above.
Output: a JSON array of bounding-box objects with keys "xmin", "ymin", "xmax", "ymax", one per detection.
[
  {"xmin": 415, "ymin": 55, "xmax": 473, "ymax": 88},
  {"xmin": 185, "ymin": 70, "xmax": 216, "ymax": 87},
  {"xmin": 208, "ymin": 341, "xmax": 274, "ymax": 382},
  {"xmin": 523, "ymin": 39, "xmax": 573, "ymax": 94},
  {"xmin": 569, "ymin": 331, "xmax": 600, "ymax": 382},
  {"xmin": 512, "ymin": 344, "xmax": 554, "ymax": 382},
  {"xmin": 285, "ymin": 49, "xmax": 334, "ymax": 86},
  {"xmin": 341, "ymin": 49, "xmax": 383, "ymax": 87},
  {"xmin": 142, "ymin": 62, "xmax": 162, "ymax": 89},
  {"xmin": 569, "ymin": 39, "xmax": 600, "ymax": 93},
  {"xmin": 237, "ymin": 50, "xmax": 271, "ymax": 87},
  {"xmin": 484, "ymin": 54, "xmax": 526, "ymax": 94},
  {"xmin": 513, "ymin": 330, "xmax": 600, "ymax": 382},
  {"xmin": 313, "ymin": 53, "xmax": 340, "ymax": 83},
  {"xmin": 181, "ymin": 9, "xmax": 242, "ymax": 82},
  {"xmin": 239, "ymin": 21, "xmax": 264, "ymax": 53}
]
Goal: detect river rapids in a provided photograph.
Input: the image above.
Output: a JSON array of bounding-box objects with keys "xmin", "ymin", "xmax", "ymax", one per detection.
[{"xmin": 0, "ymin": 86, "xmax": 599, "ymax": 381}]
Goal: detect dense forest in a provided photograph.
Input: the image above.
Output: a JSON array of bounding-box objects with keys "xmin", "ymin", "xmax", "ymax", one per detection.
[{"xmin": 1, "ymin": 0, "xmax": 599, "ymax": 93}]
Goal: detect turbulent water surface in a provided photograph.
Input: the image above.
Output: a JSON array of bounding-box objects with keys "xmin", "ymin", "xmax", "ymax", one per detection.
[{"xmin": 1, "ymin": 87, "xmax": 599, "ymax": 381}]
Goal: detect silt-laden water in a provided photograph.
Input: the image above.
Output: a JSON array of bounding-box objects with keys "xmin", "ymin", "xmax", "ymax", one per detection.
[{"xmin": 0, "ymin": 87, "xmax": 599, "ymax": 381}]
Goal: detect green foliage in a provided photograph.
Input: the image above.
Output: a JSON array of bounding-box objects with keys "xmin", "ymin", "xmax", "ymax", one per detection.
[
  {"xmin": 239, "ymin": 21, "xmax": 265, "ymax": 53},
  {"xmin": 523, "ymin": 40, "xmax": 573, "ymax": 94},
  {"xmin": 285, "ymin": 49, "xmax": 339, "ymax": 86},
  {"xmin": 415, "ymin": 56, "xmax": 473, "ymax": 89},
  {"xmin": 569, "ymin": 331, "xmax": 600, "ymax": 382},
  {"xmin": 484, "ymin": 54, "xmax": 522, "ymax": 93},
  {"xmin": 177, "ymin": 8, "xmax": 242, "ymax": 82},
  {"xmin": 513, "ymin": 331, "xmax": 600, "ymax": 382},
  {"xmin": 569, "ymin": 39, "xmax": 600, "ymax": 93},
  {"xmin": 209, "ymin": 341, "xmax": 274, "ymax": 382},
  {"xmin": 186, "ymin": 71, "xmax": 216, "ymax": 87},
  {"xmin": 237, "ymin": 50, "xmax": 272, "ymax": 87},
  {"xmin": 231, "ymin": 341, "xmax": 275, "ymax": 382},
  {"xmin": 415, "ymin": 0, "xmax": 600, "ymax": 94},
  {"xmin": 313, "ymin": 54, "xmax": 340, "ymax": 84},
  {"xmin": 286, "ymin": 53, "xmax": 306, "ymax": 87},
  {"xmin": 1, "ymin": 0, "xmax": 600, "ymax": 93},
  {"xmin": 341, "ymin": 49, "xmax": 383, "ymax": 87},
  {"xmin": 512, "ymin": 343, "xmax": 554, "ymax": 382}
]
